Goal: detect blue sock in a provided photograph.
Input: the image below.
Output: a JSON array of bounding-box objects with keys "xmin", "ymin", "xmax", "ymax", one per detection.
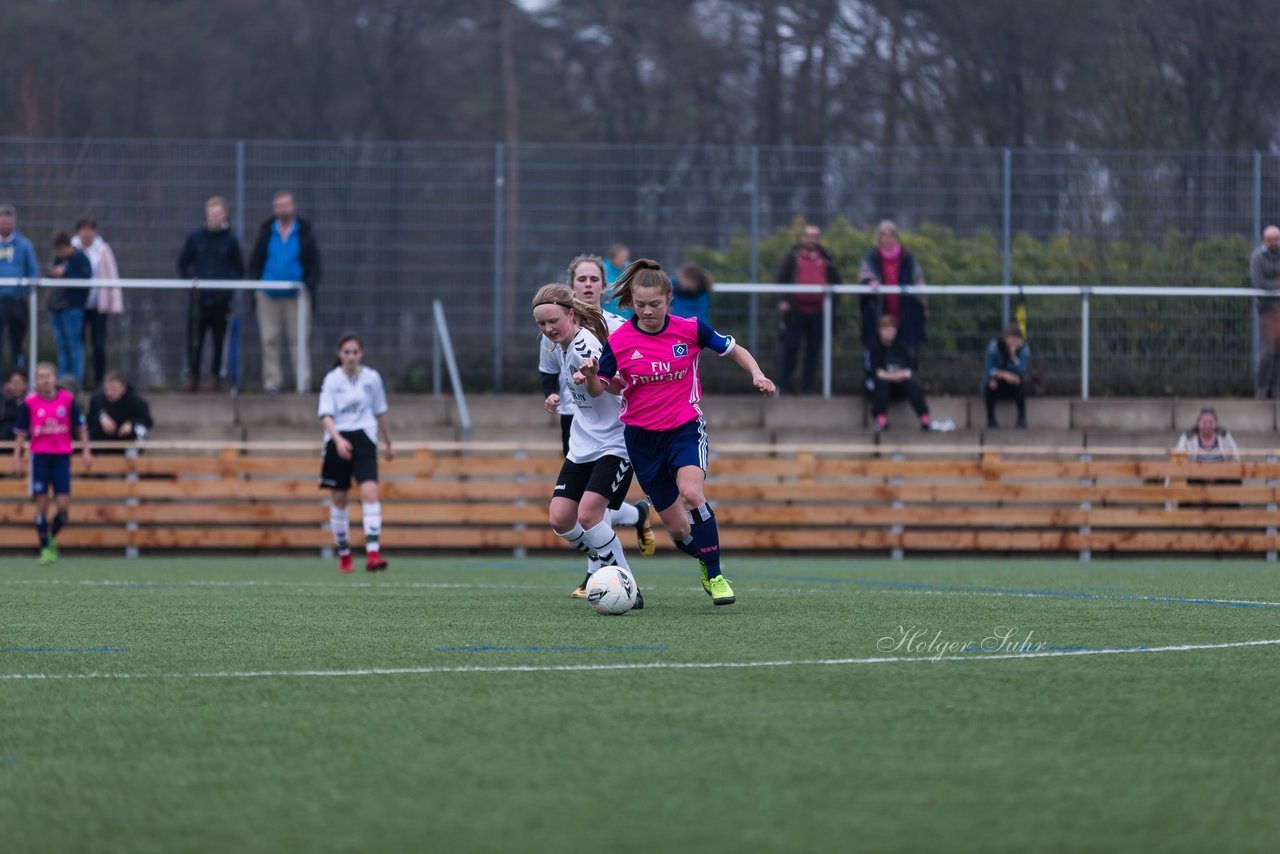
[
  {"xmin": 35, "ymin": 514, "xmax": 49, "ymax": 549},
  {"xmin": 671, "ymin": 533, "xmax": 700, "ymax": 559},
  {"xmin": 688, "ymin": 503, "xmax": 722, "ymax": 578},
  {"xmin": 52, "ymin": 511, "xmax": 67, "ymax": 537}
]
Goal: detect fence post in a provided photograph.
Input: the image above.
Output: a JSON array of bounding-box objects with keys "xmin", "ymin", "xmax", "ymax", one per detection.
[
  {"xmin": 822, "ymin": 288, "xmax": 832, "ymax": 399},
  {"xmin": 295, "ymin": 293, "xmax": 306, "ymax": 394},
  {"xmin": 1002, "ymin": 148, "xmax": 1012, "ymax": 328},
  {"xmin": 1080, "ymin": 289, "xmax": 1090, "ymax": 400},
  {"xmin": 749, "ymin": 145, "xmax": 761, "ymax": 354},
  {"xmin": 233, "ymin": 140, "xmax": 246, "ymax": 392},
  {"xmin": 27, "ymin": 281, "xmax": 37, "ymax": 383},
  {"xmin": 493, "ymin": 142, "xmax": 505, "ymax": 392},
  {"xmin": 1254, "ymin": 151, "xmax": 1262, "ymax": 381}
]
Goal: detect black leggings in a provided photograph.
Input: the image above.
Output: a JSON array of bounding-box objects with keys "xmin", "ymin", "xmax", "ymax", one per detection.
[
  {"xmin": 984, "ymin": 379, "xmax": 1026, "ymax": 424},
  {"xmin": 188, "ymin": 302, "xmax": 229, "ymax": 381},
  {"xmin": 871, "ymin": 378, "xmax": 928, "ymax": 418}
]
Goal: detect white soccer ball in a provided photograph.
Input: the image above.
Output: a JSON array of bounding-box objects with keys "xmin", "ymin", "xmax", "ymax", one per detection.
[{"xmin": 585, "ymin": 566, "xmax": 638, "ymax": 615}]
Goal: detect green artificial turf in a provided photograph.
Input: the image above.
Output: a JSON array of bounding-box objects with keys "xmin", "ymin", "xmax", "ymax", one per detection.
[{"xmin": 2, "ymin": 556, "xmax": 1279, "ymax": 853}]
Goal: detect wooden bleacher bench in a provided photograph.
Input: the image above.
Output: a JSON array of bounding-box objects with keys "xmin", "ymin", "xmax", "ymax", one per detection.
[{"xmin": 2, "ymin": 441, "xmax": 1278, "ymax": 555}]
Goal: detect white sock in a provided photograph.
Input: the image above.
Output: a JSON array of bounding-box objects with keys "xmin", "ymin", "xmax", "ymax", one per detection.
[
  {"xmin": 362, "ymin": 502, "xmax": 382, "ymax": 551},
  {"xmin": 611, "ymin": 502, "xmax": 639, "ymax": 526},
  {"xmin": 556, "ymin": 522, "xmax": 590, "ymax": 556},
  {"xmin": 583, "ymin": 520, "xmax": 630, "ymax": 572},
  {"xmin": 330, "ymin": 506, "xmax": 350, "ymax": 553}
]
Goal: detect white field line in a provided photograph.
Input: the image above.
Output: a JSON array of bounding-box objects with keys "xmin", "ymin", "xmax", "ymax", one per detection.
[
  {"xmin": 3, "ymin": 639, "xmax": 1278, "ymax": 682},
  {"xmin": 6, "ymin": 578, "xmax": 1280, "ymax": 608}
]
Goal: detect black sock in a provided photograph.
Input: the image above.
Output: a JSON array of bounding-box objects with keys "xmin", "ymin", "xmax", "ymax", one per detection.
[
  {"xmin": 52, "ymin": 511, "xmax": 68, "ymax": 537},
  {"xmin": 671, "ymin": 533, "xmax": 700, "ymax": 559},
  {"xmin": 688, "ymin": 503, "xmax": 722, "ymax": 579},
  {"xmin": 35, "ymin": 514, "xmax": 49, "ymax": 549}
]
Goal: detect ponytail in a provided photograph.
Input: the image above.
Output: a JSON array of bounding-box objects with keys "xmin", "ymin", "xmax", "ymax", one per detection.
[{"xmin": 610, "ymin": 258, "xmax": 670, "ymax": 310}]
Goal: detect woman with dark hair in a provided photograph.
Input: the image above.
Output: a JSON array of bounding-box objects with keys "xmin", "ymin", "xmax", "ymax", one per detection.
[
  {"xmin": 318, "ymin": 334, "xmax": 393, "ymax": 573},
  {"xmin": 983, "ymin": 324, "xmax": 1030, "ymax": 429}
]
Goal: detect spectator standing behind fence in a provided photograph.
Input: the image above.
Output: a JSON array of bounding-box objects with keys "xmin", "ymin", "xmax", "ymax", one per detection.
[
  {"xmin": 249, "ymin": 191, "xmax": 320, "ymax": 394},
  {"xmin": 88, "ymin": 370, "xmax": 152, "ymax": 448},
  {"xmin": 983, "ymin": 324, "xmax": 1030, "ymax": 429},
  {"xmin": 865, "ymin": 314, "xmax": 932, "ymax": 432},
  {"xmin": 1250, "ymin": 225, "xmax": 1280, "ymax": 398},
  {"xmin": 71, "ymin": 216, "xmax": 122, "ymax": 389},
  {"xmin": 601, "ymin": 243, "xmax": 632, "ymax": 318},
  {"xmin": 1173, "ymin": 407, "xmax": 1240, "ymax": 462},
  {"xmin": 179, "ymin": 197, "xmax": 244, "ymax": 392},
  {"xmin": 670, "ymin": 263, "xmax": 713, "ymax": 325},
  {"xmin": 0, "ymin": 203, "xmax": 38, "ymax": 374},
  {"xmin": 46, "ymin": 232, "xmax": 92, "ymax": 387},
  {"xmin": 859, "ymin": 220, "xmax": 927, "ymax": 371},
  {"xmin": 0, "ymin": 369, "xmax": 27, "ymax": 440},
  {"xmin": 775, "ymin": 223, "xmax": 841, "ymax": 395}
]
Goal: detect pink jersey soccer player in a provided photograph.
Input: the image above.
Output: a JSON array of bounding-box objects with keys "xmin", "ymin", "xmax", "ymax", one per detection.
[
  {"xmin": 578, "ymin": 259, "xmax": 775, "ymax": 605},
  {"xmin": 11, "ymin": 362, "xmax": 92, "ymax": 564}
]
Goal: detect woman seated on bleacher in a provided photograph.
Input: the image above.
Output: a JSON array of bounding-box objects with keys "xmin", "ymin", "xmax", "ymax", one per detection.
[
  {"xmin": 1173, "ymin": 407, "xmax": 1240, "ymax": 462},
  {"xmin": 88, "ymin": 370, "xmax": 152, "ymax": 452}
]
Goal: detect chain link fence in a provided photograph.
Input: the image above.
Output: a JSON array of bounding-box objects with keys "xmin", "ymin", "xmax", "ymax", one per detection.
[{"xmin": 0, "ymin": 139, "xmax": 1273, "ymax": 395}]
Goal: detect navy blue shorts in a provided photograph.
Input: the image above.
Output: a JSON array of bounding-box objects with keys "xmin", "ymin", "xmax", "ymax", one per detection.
[
  {"xmin": 623, "ymin": 417, "xmax": 708, "ymax": 512},
  {"xmin": 30, "ymin": 453, "xmax": 73, "ymax": 497}
]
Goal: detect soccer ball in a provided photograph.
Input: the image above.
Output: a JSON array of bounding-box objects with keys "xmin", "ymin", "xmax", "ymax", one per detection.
[{"xmin": 585, "ymin": 566, "xmax": 638, "ymax": 615}]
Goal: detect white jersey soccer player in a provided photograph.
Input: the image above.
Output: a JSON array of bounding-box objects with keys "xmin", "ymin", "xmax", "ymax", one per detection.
[
  {"xmin": 549, "ymin": 326, "xmax": 627, "ymax": 464},
  {"xmin": 539, "ymin": 306, "xmax": 626, "ymax": 453},
  {"xmin": 318, "ymin": 336, "xmax": 394, "ymax": 574},
  {"xmin": 533, "ymin": 283, "xmax": 652, "ymax": 607},
  {"xmin": 318, "ymin": 366, "xmax": 388, "ymax": 444}
]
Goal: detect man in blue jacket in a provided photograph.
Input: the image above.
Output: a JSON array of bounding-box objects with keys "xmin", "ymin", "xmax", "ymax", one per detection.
[
  {"xmin": 0, "ymin": 203, "xmax": 39, "ymax": 374},
  {"xmin": 248, "ymin": 190, "xmax": 321, "ymax": 394}
]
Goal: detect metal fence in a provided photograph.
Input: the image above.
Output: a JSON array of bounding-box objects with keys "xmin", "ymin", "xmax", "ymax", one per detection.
[{"xmin": 1, "ymin": 138, "xmax": 1276, "ymax": 395}]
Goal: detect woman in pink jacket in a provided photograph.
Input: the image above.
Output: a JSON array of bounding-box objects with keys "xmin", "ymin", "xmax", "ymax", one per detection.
[{"xmin": 72, "ymin": 216, "xmax": 123, "ymax": 389}]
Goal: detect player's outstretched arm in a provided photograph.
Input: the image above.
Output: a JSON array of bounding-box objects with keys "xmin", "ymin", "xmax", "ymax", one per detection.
[{"xmin": 727, "ymin": 344, "xmax": 776, "ymax": 396}]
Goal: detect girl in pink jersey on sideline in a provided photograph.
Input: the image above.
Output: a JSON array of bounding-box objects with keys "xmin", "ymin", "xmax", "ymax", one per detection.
[
  {"xmin": 578, "ymin": 259, "xmax": 775, "ymax": 605},
  {"xmin": 11, "ymin": 362, "xmax": 91, "ymax": 564}
]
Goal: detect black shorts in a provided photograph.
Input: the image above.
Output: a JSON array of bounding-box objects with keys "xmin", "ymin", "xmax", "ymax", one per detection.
[
  {"xmin": 553, "ymin": 455, "xmax": 633, "ymax": 510},
  {"xmin": 320, "ymin": 431, "xmax": 379, "ymax": 490}
]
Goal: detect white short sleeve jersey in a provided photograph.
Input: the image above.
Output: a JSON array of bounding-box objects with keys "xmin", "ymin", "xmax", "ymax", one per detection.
[
  {"xmin": 539, "ymin": 334, "xmax": 576, "ymax": 415},
  {"xmin": 604, "ymin": 310, "xmax": 627, "ymax": 334},
  {"xmin": 318, "ymin": 366, "xmax": 388, "ymax": 443},
  {"xmin": 553, "ymin": 327, "xmax": 627, "ymax": 463}
]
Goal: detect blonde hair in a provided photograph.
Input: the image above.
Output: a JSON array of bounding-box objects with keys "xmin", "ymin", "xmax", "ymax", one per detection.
[
  {"xmin": 877, "ymin": 219, "xmax": 900, "ymax": 240},
  {"xmin": 531, "ymin": 283, "xmax": 610, "ymax": 345},
  {"xmin": 610, "ymin": 259, "xmax": 670, "ymax": 310}
]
